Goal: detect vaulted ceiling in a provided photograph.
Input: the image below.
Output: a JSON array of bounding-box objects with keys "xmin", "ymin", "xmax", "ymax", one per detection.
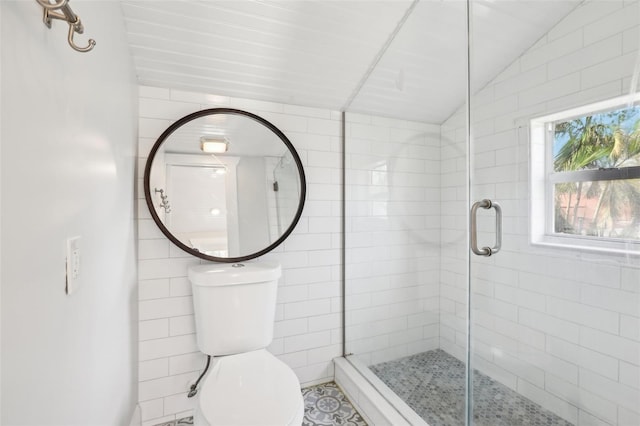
[{"xmin": 121, "ymin": 0, "xmax": 581, "ymax": 123}]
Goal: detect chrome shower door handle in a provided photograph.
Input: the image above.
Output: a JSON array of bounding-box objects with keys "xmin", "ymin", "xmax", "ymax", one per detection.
[{"xmin": 470, "ymin": 199, "xmax": 502, "ymax": 256}]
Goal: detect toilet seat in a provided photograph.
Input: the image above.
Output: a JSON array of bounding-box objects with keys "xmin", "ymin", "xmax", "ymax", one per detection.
[{"xmin": 197, "ymin": 349, "xmax": 304, "ymax": 426}]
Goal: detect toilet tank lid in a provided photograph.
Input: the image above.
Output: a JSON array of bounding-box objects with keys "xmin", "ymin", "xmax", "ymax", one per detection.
[{"xmin": 188, "ymin": 261, "xmax": 281, "ymax": 287}]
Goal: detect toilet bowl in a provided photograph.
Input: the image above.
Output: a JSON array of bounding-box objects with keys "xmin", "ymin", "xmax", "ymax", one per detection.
[
  {"xmin": 194, "ymin": 350, "xmax": 304, "ymax": 426},
  {"xmin": 188, "ymin": 262, "xmax": 304, "ymax": 426}
]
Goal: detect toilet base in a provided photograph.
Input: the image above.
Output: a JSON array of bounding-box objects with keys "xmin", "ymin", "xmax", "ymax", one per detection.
[
  {"xmin": 194, "ymin": 393, "xmax": 304, "ymax": 426},
  {"xmin": 194, "ymin": 350, "xmax": 305, "ymax": 426}
]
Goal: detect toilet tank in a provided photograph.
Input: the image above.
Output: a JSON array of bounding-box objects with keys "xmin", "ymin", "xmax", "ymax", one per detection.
[{"xmin": 188, "ymin": 261, "xmax": 281, "ymax": 356}]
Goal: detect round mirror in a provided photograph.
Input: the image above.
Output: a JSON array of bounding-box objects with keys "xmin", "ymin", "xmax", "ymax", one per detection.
[{"xmin": 144, "ymin": 108, "xmax": 306, "ymax": 263}]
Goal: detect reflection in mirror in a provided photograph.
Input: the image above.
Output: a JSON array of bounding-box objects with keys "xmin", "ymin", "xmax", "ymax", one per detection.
[
  {"xmin": 145, "ymin": 109, "xmax": 305, "ymax": 262},
  {"xmin": 270, "ymin": 151, "xmax": 300, "ymax": 238}
]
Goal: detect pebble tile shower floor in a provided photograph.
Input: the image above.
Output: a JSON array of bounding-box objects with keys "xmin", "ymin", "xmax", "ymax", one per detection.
[
  {"xmin": 370, "ymin": 349, "xmax": 574, "ymax": 426},
  {"xmin": 152, "ymin": 381, "xmax": 367, "ymax": 426}
]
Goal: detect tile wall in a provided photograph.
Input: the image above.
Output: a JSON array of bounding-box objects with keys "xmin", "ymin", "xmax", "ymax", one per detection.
[
  {"xmin": 440, "ymin": 1, "xmax": 640, "ymax": 425},
  {"xmin": 136, "ymin": 87, "xmax": 343, "ymax": 425},
  {"xmin": 344, "ymin": 113, "xmax": 442, "ymax": 365}
]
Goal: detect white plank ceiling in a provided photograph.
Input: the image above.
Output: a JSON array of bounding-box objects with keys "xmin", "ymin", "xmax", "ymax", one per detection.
[{"xmin": 121, "ymin": 0, "xmax": 581, "ymax": 123}]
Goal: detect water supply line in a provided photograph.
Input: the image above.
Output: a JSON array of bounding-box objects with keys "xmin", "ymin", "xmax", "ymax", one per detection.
[{"xmin": 188, "ymin": 355, "xmax": 212, "ymax": 398}]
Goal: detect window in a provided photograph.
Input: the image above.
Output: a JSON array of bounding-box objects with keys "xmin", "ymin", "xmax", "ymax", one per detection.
[{"xmin": 530, "ymin": 94, "xmax": 640, "ymax": 254}]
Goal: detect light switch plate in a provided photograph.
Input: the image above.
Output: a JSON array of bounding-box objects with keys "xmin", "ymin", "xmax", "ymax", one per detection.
[{"xmin": 66, "ymin": 236, "xmax": 81, "ymax": 294}]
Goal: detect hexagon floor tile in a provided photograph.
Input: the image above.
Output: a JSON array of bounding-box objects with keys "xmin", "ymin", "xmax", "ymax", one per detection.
[{"xmin": 370, "ymin": 349, "xmax": 574, "ymax": 426}]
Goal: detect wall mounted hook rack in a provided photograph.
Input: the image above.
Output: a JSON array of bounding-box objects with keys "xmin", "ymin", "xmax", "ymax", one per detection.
[
  {"xmin": 36, "ymin": 0, "xmax": 96, "ymax": 53},
  {"xmin": 155, "ymin": 188, "xmax": 171, "ymax": 214}
]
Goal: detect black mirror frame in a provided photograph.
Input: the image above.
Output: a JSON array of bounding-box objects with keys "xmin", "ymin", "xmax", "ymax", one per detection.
[{"xmin": 143, "ymin": 108, "xmax": 306, "ymax": 263}]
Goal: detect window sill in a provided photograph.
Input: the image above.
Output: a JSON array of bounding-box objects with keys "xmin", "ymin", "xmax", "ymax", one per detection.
[{"xmin": 531, "ymin": 234, "xmax": 640, "ymax": 257}]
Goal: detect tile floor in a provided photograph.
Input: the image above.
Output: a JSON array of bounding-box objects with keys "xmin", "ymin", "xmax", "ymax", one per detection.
[
  {"xmin": 370, "ymin": 349, "xmax": 574, "ymax": 426},
  {"xmin": 151, "ymin": 349, "xmax": 575, "ymax": 426},
  {"xmin": 303, "ymin": 382, "xmax": 367, "ymax": 426},
  {"xmin": 153, "ymin": 418, "xmax": 193, "ymax": 426},
  {"xmin": 153, "ymin": 382, "xmax": 366, "ymax": 426}
]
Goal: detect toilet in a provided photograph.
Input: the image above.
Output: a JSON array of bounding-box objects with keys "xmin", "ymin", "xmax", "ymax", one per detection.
[{"xmin": 188, "ymin": 261, "xmax": 305, "ymax": 426}]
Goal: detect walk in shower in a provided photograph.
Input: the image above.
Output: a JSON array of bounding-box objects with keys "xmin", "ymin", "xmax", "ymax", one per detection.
[{"xmin": 344, "ymin": 1, "xmax": 640, "ymax": 425}]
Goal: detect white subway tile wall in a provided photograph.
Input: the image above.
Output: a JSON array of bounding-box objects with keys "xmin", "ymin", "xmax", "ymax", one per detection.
[
  {"xmin": 441, "ymin": 2, "xmax": 640, "ymax": 425},
  {"xmin": 345, "ymin": 112, "xmax": 442, "ymax": 366},
  {"xmin": 136, "ymin": 87, "xmax": 342, "ymax": 424}
]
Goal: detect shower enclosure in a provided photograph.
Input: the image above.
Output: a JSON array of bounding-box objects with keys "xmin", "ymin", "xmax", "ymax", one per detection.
[{"xmin": 344, "ymin": 1, "xmax": 640, "ymax": 425}]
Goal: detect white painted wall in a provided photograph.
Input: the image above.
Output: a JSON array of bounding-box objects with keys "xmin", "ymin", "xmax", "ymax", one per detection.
[
  {"xmin": 344, "ymin": 113, "xmax": 442, "ymax": 366},
  {"xmin": 136, "ymin": 86, "xmax": 342, "ymax": 425},
  {"xmin": 441, "ymin": 1, "xmax": 640, "ymax": 425},
  {"xmin": 0, "ymin": 1, "xmax": 138, "ymax": 424}
]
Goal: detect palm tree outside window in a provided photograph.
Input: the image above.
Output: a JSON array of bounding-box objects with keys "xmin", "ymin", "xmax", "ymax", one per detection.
[{"xmin": 530, "ymin": 94, "xmax": 640, "ymax": 254}]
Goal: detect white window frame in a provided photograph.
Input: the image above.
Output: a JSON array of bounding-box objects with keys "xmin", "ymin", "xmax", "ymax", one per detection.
[{"xmin": 530, "ymin": 93, "xmax": 640, "ymax": 256}]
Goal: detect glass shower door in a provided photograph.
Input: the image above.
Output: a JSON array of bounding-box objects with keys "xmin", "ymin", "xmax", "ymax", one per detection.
[
  {"xmin": 468, "ymin": 1, "xmax": 640, "ymax": 425},
  {"xmin": 343, "ymin": 1, "xmax": 469, "ymax": 424}
]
